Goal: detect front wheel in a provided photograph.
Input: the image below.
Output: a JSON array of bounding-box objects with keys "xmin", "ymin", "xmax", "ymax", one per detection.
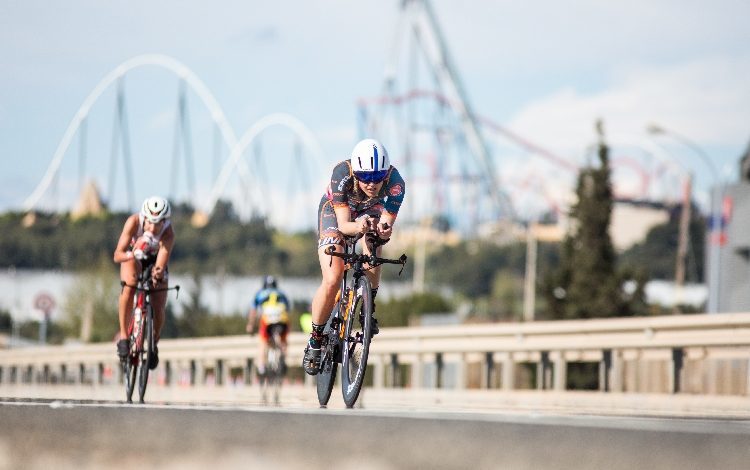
[
  {"xmin": 124, "ymin": 355, "xmax": 138, "ymax": 404},
  {"xmin": 124, "ymin": 304, "xmax": 140, "ymax": 403},
  {"xmin": 138, "ymin": 305, "xmax": 154, "ymax": 403},
  {"xmin": 341, "ymin": 277, "xmax": 373, "ymax": 408}
]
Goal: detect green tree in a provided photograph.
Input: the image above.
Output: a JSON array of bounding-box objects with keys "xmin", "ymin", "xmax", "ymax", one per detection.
[
  {"xmin": 543, "ymin": 120, "xmax": 648, "ymax": 320},
  {"xmin": 61, "ymin": 258, "xmax": 120, "ymax": 342},
  {"xmin": 377, "ymin": 292, "xmax": 453, "ymax": 327},
  {"xmin": 17, "ymin": 319, "xmax": 66, "ymax": 345},
  {"xmin": 620, "ymin": 205, "xmax": 705, "ymax": 282},
  {"xmin": 0, "ymin": 308, "xmax": 11, "ymax": 332},
  {"xmin": 175, "ymin": 271, "xmax": 210, "ymax": 337}
]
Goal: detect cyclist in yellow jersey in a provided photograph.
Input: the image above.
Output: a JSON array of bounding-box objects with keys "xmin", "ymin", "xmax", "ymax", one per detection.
[{"xmin": 247, "ymin": 276, "xmax": 291, "ymax": 378}]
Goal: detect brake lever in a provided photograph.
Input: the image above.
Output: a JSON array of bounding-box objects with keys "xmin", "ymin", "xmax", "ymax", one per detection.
[{"xmin": 398, "ymin": 254, "xmax": 407, "ymax": 276}]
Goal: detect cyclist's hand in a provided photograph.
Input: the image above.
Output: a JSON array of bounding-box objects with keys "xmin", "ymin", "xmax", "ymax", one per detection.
[
  {"xmin": 377, "ymin": 221, "xmax": 392, "ymax": 240},
  {"xmin": 152, "ymin": 266, "xmax": 164, "ymax": 286},
  {"xmin": 354, "ymin": 215, "xmax": 372, "ymax": 235}
]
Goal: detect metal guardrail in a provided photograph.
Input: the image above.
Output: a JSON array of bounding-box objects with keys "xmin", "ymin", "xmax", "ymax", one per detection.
[{"xmin": 2, "ymin": 313, "xmax": 750, "ymax": 395}]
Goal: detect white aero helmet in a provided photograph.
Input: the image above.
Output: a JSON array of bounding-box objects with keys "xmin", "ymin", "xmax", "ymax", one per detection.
[
  {"xmin": 351, "ymin": 138, "xmax": 390, "ymax": 183},
  {"xmin": 141, "ymin": 196, "xmax": 171, "ymax": 223}
]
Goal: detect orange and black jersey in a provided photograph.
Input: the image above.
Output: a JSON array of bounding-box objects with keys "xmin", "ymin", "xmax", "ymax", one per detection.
[{"xmin": 325, "ymin": 160, "xmax": 406, "ymax": 217}]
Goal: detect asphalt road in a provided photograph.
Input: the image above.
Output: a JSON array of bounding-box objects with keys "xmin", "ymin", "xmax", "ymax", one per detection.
[{"xmin": 1, "ymin": 398, "xmax": 749, "ymax": 470}]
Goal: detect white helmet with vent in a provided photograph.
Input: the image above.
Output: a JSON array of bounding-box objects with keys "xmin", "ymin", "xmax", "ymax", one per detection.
[
  {"xmin": 140, "ymin": 196, "xmax": 171, "ymax": 223},
  {"xmin": 351, "ymin": 138, "xmax": 390, "ymax": 172}
]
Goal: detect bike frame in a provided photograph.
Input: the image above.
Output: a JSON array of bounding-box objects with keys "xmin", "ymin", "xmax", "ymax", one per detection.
[
  {"xmin": 120, "ymin": 259, "xmax": 179, "ymax": 403},
  {"xmin": 316, "ymin": 231, "xmax": 406, "ymax": 408}
]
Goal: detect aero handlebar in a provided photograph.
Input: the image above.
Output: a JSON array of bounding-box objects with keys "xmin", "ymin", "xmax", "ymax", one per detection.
[
  {"xmin": 120, "ymin": 281, "xmax": 181, "ymax": 298},
  {"xmin": 324, "ymin": 245, "xmax": 408, "ymax": 276}
]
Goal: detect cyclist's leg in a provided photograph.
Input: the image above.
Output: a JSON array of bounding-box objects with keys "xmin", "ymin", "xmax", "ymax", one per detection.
[
  {"xmin": 305, "ymin": 199, "xmax": 345, "ymax": 374},
  {"xmin": 305, "ymin": 244, "xmax": 344, "ymax": 374},
  {"xmin": 362, "ymin": 243, "xmax": 382, "ymax": 334},
  {"xmin": 312, "ymin": 198, "xmax": 346, "ymax": 327},
  {"xmin": 118, "ymin": 260, "xmax": 137, "ymax": 357},
  {"xmin": 278, "ymin": 323, "xmax": 289, "ymax": 374},
  {"xmin": 279, "ymin": 322, "xmax": 289, "ymax": 356},
  {"xmin": 152, "ymin": 280, "xmax": 168, "ymax": 337},
  {"xmin": 312, "ymin": 244, "xmax": 345, "ymax": 325},
  {"xmin": 257, "ymin": 317, "xmax": 269, "ymax": 375},
  {"xmin": 150, "ymin": 275, "xmax": 168, "ymax": 369}
]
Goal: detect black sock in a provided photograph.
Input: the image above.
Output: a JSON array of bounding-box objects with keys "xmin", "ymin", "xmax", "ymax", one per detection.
[{"xmin": 371, "ymin": 288, "xmax": 378, "ymax": 314}]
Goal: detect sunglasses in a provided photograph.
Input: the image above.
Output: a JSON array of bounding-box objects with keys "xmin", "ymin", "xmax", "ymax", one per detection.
[{"xmin": 354, "ymin": 170, "xmax": 389, "ymax": 184}]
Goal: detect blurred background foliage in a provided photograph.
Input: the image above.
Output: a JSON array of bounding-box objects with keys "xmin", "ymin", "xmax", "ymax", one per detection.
[{"xmin": 0, "ymin": 183, "xmax": 705, "ymax": 344}]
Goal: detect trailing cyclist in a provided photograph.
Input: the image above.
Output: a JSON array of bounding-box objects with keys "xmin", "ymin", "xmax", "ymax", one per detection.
[
  {"xmin": 113, "ymin": 196, "xmax": 174, "ymax": 370},
  {"xmin": 246, "ymin": 275, "xmax": 290, "ymax": 378},
  {"xmin": 303, "ymin": 138, "xmax": 406, "ymax": 375}
]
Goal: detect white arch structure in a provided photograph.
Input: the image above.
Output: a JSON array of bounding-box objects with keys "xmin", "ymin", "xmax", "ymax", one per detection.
[
  {"xmin": 23, "ymin": 54, "xmax": 252, "ymax": 212},
  {"xmin": 207, "ymin": 112, "xmax": 327, "ymax": 215}
]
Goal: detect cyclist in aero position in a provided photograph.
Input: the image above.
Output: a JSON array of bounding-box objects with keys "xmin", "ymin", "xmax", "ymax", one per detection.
[
  {"xmin": 246, "ymin": 275, "xmax": 291, "ymax": 378},
  {"xmin": 113, "ymin": 196, "xmax": 174, "ymax": 369},
  {"xmin": 303, "ymin": 138, "xmax": 406, "ymax": 375}
]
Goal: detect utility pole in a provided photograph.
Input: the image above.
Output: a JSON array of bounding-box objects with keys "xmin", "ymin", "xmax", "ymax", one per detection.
[
  {"xmin": 673, "ymin": 175, "xmax": 692, "ymax": 313},
  {"xmin": 412, "ymin": 217, "xmax": 429, "ymax": 293},
  {"xmin": 523, "ymin": 225, "xmax": 538, "ymax": 322},
  {"xmin": 523, "ymin": 223, "xmax": 564, "ymax": 321}
]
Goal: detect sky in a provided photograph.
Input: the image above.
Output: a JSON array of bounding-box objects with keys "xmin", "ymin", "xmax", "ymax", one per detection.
[{"xmin": 1, "ymin": 0, "xmax": 749, "ymax": 230}]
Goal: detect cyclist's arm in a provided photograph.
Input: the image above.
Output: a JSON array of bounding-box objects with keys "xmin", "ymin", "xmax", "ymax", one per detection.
[
  {"xmin": 379, "ymin": 169, "xmax": 404, "ymax": 240},
  {"xmin": 152, "ymin": 226, "xmax": 174, "ymax": 282},
  {"xmin": 334, "ymin": 205, "xmax": 370, "ymax": 236},
  {"xmin": 246, "ymin": 306, "xmax": 257, "ymax": 333},
  {"xmin": 113, "ymin": 215, "xmax": 138, "ymax": 263}
]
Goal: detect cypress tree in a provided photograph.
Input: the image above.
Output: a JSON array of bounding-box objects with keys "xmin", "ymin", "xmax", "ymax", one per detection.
[{"xmin": 545, "ymin": 120, "xmax": 647, "ymax": 319}]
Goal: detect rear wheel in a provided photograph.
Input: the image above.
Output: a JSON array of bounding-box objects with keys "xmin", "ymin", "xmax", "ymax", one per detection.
[
  {"xmin": 138, "ymin": 305, "xmax": 154, "ymax": 403},
  {"xmin": 342, "ymin": 277, "xmax": 372, "ymax": 408},
  {"xmin": 266, "ymin": 345, "xmax": 283, "ymax": 405},
  {"xmin": 316, "ymin": 312, "xmax": 340, "ymax": 407}
]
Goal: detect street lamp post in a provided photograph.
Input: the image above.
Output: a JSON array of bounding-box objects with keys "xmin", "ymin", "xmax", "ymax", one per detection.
[{"xmin": 647, "ymin": 124, "xmax": 722, "ymax": 313}]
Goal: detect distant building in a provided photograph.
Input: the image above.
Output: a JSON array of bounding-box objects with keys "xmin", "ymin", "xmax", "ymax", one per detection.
[
  {"xmin": 610, "ymin": 200, "xmax": 670, "ymax": 252},
  {"xmin": 71, "ymin": 180, "xmax": 105, "ymax": 220},
  {"xmin": 714, "ymin": 139, "xmax": 750, "ymax": 312}
]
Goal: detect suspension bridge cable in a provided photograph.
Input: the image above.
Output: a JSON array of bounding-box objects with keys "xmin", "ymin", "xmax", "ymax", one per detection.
[
  {"xmin": 179, "ymin": 80, "xmax": 197, "ymax": 200},
  {"xmin": 118, "ymin": 80, "xmax": 135, "ymax": 211}
]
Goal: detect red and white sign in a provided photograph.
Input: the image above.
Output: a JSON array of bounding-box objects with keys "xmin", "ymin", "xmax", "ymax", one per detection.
[{"xmin": 34, "ymin": 292, "xmax": 56, "ymax": 317}]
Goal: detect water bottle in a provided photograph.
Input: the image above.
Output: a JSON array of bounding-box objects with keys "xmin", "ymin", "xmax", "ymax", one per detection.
[{"xmin": 133, "ymin": 307, "xmax": 142, "ymax": 337}]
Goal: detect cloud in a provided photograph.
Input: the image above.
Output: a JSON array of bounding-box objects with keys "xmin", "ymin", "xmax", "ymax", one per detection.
[
  {"xmin": 493, "ymin": 56, "xmax": 750, "ymax": 215},
  {"xmin": 507, "ymin": 57, "xmax": 750, "ymax": 159}
]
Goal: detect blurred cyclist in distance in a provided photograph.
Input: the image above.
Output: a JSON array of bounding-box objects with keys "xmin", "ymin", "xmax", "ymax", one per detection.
[{"xmin": 247, "ymin": 275, "xmax": 291, "ymax": 378}]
